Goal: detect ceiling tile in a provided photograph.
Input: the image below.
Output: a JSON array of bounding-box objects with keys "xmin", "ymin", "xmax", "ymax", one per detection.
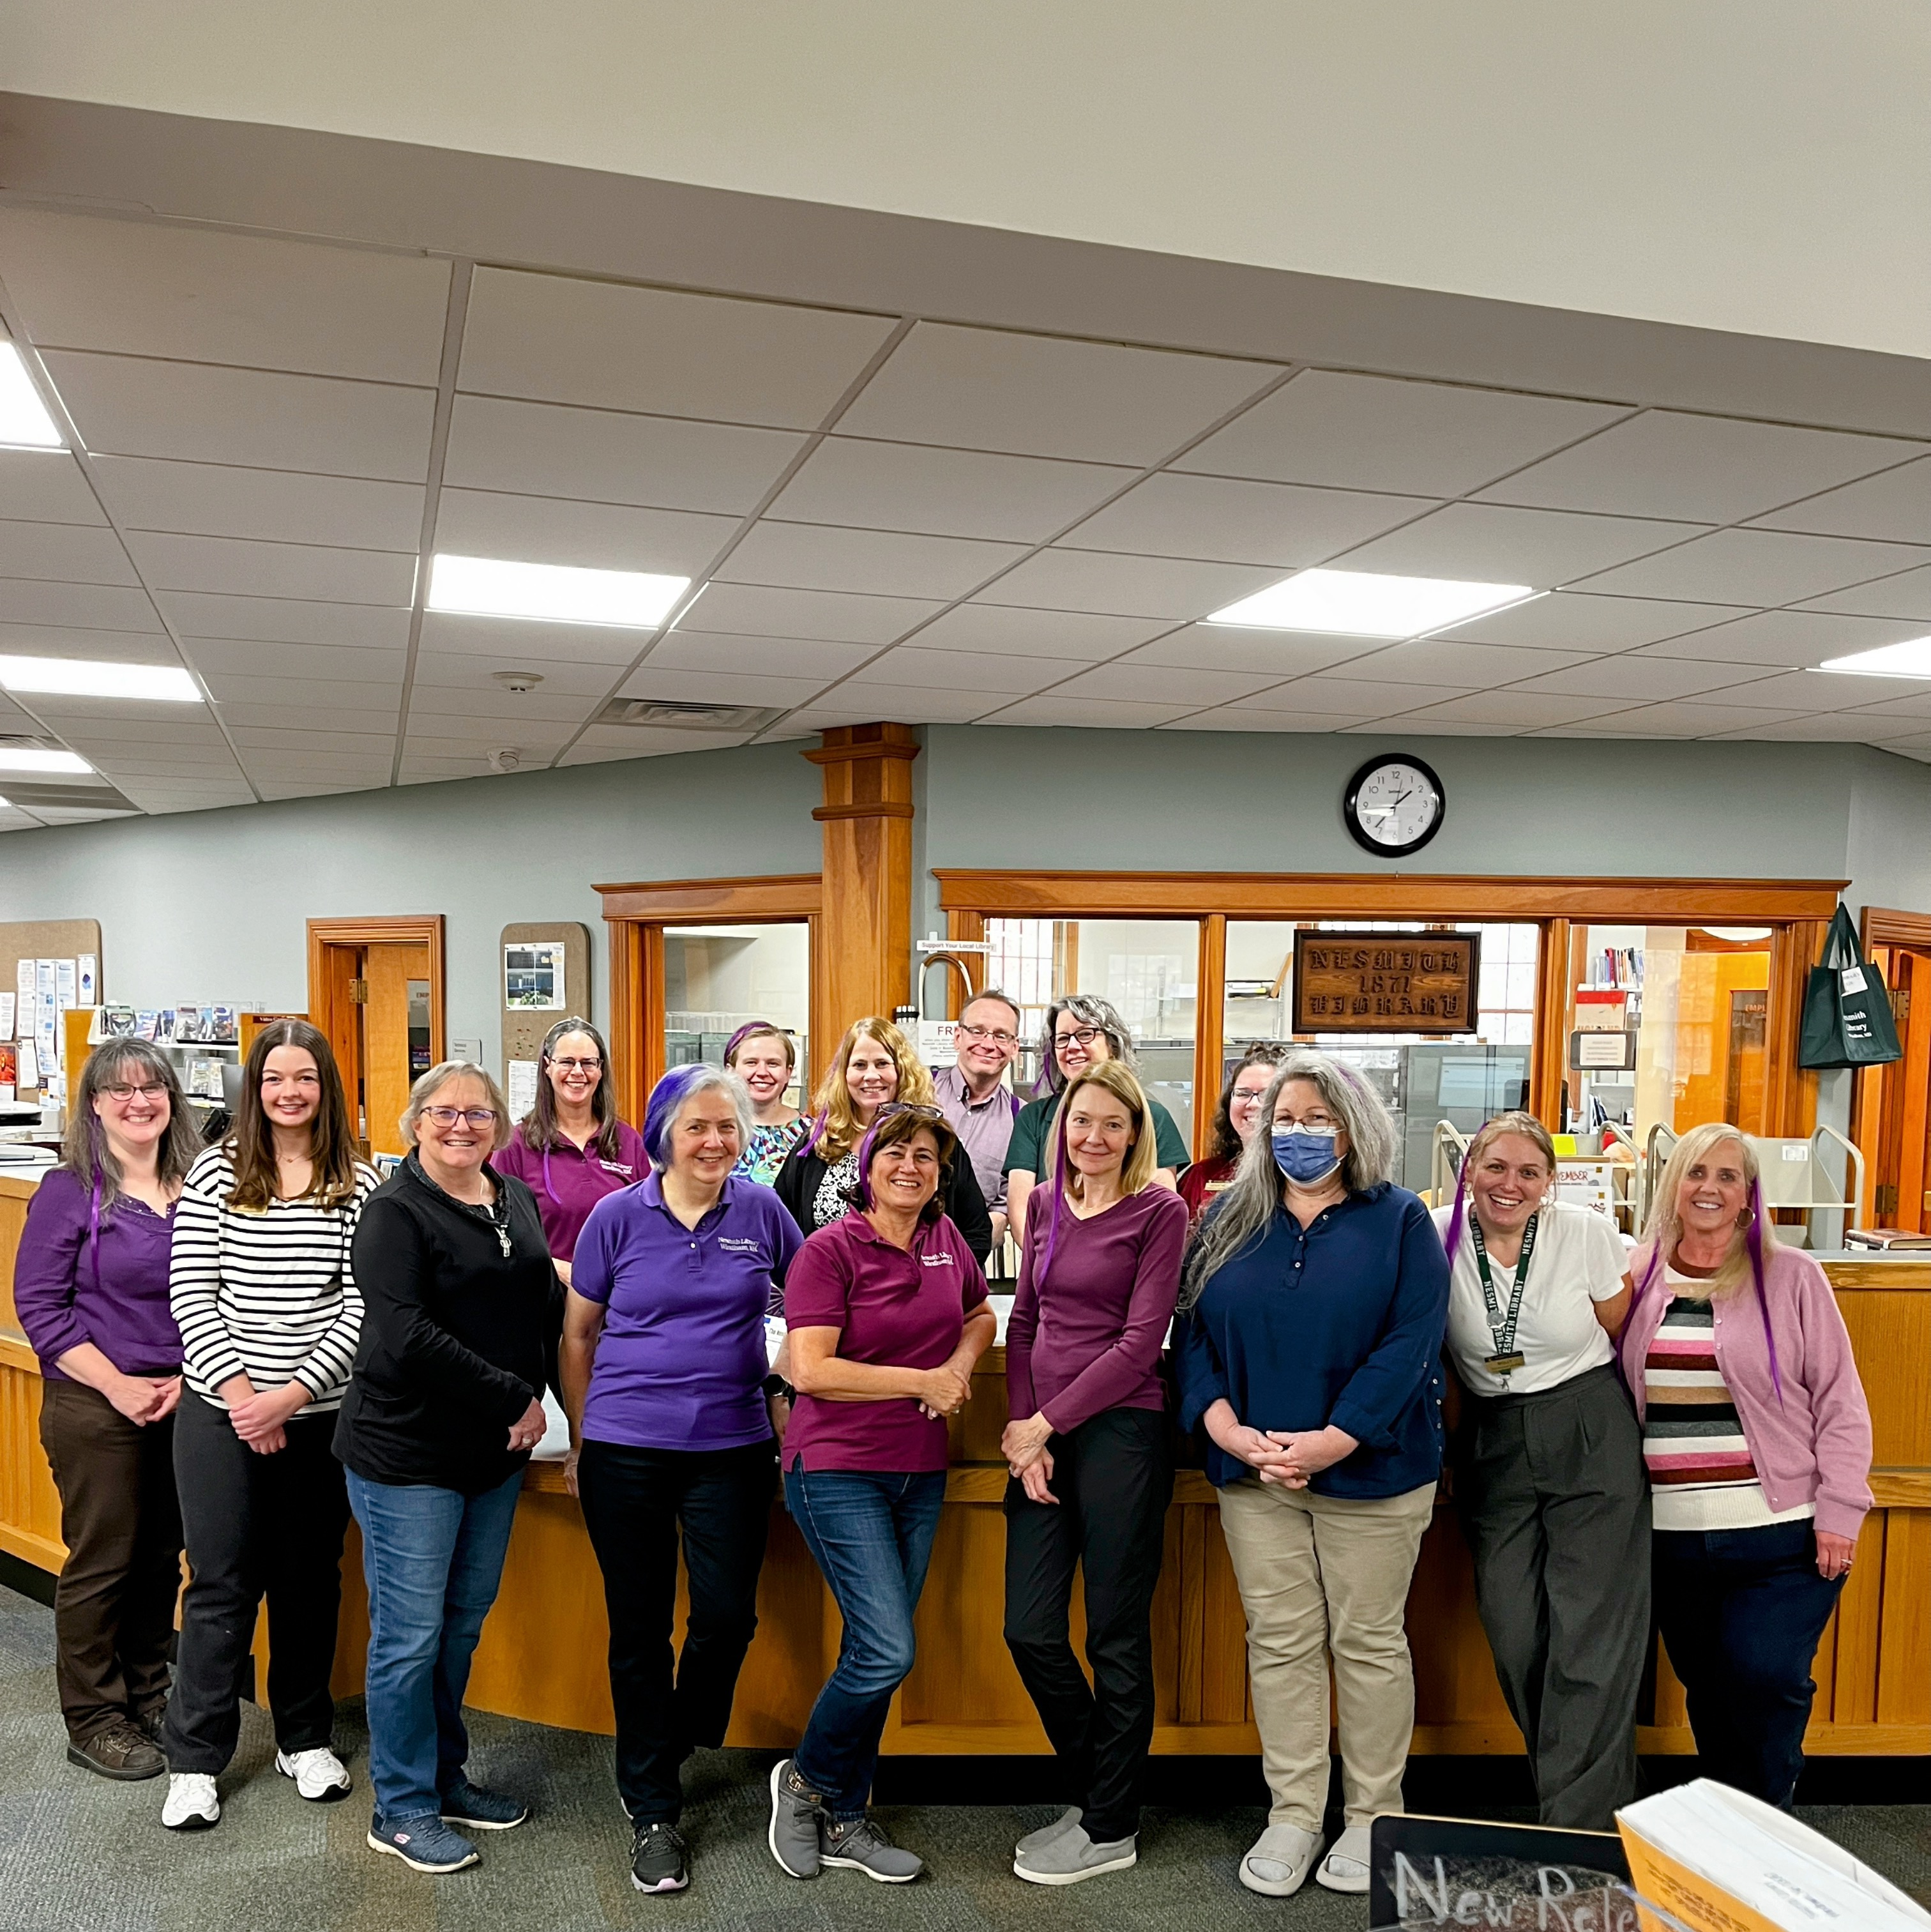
[
  {"xmin": 677, "ymin": 582, "xmax": 941, "ymax": 644},
  {"xmin": 1176, "ymin": 371, "xmax": 1626, "ymax": 497},
  {"xmin": 612, "ymin": 666, "xmax": 826, "ymax": 707},
  {"xmin": 1475, "ymin": 409, "xmax": 1919, "ymax": 523},
  {"xmin": 215, "ymin": 701, "xmax": 402, "ymax": 734},
  {"xmin": 441, "ymin": 395, "xmax": 805, "ymax": 515},
  {"xmin": 1333, "ymin": 503, "xmax": 1701, "ymax": 586},
  {"xmin": 719, "ymin": 521, "xmax": 1023, "ymax": 600},
  {"xmin": 91, "ymin": 455, "xmax": 423, "ymax": 551},
  {"xmin": 1842, "ymin": 687, "xmax": 1931, "ymax": 722},
  {"xmin": 43, "ymin": 351, "xmax": 435, "ymax": 482},
  {"xmin": 0, "ymin": 209, "xmax": 451, "ymax": 384},
  {"xmin": 1064, "ymin": 473, "xmax": 1421, "ymax": 567},
  {"xmin": 228, "ymin": 726, "xmax": 395, "ymax": 754},
  {"xmin": 434, "ymin": 489, "xmax": 734, "ymax": 577},
  {"xmin": 409, "ymin": 648, "xmax": 631, "ymax": 696},
  {"xmin": 1388, "ymin": 692, "xmax": 1633, "ymax": 729},
  {"xmin": 1566, "ymin": 699, "xmax": 1809, "ymax": 737},
  {"xmin": 0, "ymin": 451, "xmax": 105, "ymax": 526},
  {"xmin": 767, "ymin": 436, "xmax": 1134, "ymax": 542},
  {"xmin": 1121, "ymin": 626, "xmax": 1368, "ymax": 678},
  {"xmin": 186, "ymin": 640, "xmax": 409, "ymax": 681},
  {"xmin": 0, "ymin": 520, "xmax": 138, "ymax": 586},
  {"xmin": 1704, "ymin": 713, "xmax": 1909, "ymax": 742},
  {"xmin": 458, "ymin": 270, "xmax": 897, "ymax": 428},
  {"xmin": 255, "ymin": 777, "xmax": 386, "ymax": 800},
  {"xmin": 1259, "ymin": 676, "xmax": 1471, "ymax": 716},
  {"xmin": 1321, "ymin": 637, "xmax": 1593, "ymax": 686},
  {"xmin": 401, "ymin": 684, "xmax": 596, "ymax": 723},
  {"xmin": 416, "ymin": 610, "xmax": 642, "ymax": 666},
  {"xmin": 1441, "ymin": 589, "xmax": 1753, "ymax": 651},
  {"xmin": 644, "ymin": 630, "xmax": 874, "ymax": 681},
  {"xmin": 126, "ymin": 532, "xmax": 416, "ymax": 605},
  {"xmin": 1046, "ymin": 661, "xmax": 1282, "ymax": 706},
  {"xmin": 914, "ymin": 604, "xmax": 1172, "ymax": 659},
  {"xmin": 1575, "ymin": 528, "xmax": 1931, "ymax": 604},
  {"xmin": 1751, "ymin": 454, "xmax": 1931, "ymax": 545},
  {"xmin": 0, "ymin": 579, "xmax": 159, "ymax": 631},
  {"xmin": 555, "ymin": 726, "xmax": 750, "ymax": 762},
  {"xmin": 1721, "ymin": 669, "xmax": 1931, "ymax": 713},
  {"xmin": 835, "ymin": 321, "xmax": 1276, "ymax": 465},
  {"xmin": 1633, "ymin": 609, "xmax": 1931, "ymax": 667},
  {"xmin": 788, "ymin": 681, "xmax": 991, "ymax": 724},
  {"xmin": 1798, "ymin": 565, "xmax": 1931, "ymax": 621},
  {"xmin": 980, "ymin": 694, "xmax": 1202, "ymax": 728},
  {"xmin": 1337, "ymin": 719, "xmax": 1532, "ymax": 736},
  {"xmin": 1508, "ymin": 656, "xmax": 1785, "ymax": 702},
  {"xmin": 982, "ymin": 549, "xmax": 1280, "ymax": 619},
  {"xmin": 1161, "ymin": 707, "xmax": 1375, "ymax": 733},
  {"xmin": 838, "ymin": 646, "xmax": 1082, "ymax": 693},
  {"xmin": 162, "ymin": 593, "xmax": 411, "ymax": 650}
]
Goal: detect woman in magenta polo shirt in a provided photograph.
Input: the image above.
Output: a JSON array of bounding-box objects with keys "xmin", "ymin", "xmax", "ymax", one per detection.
[
  {"xmin": 767, "ymin": 1106, "xmax": 996, "ymax": 1887},
  {"xmin": 495, "ymin": 1017, "xmax": 646, "ymax": 1286},
  {"xmin": 559, "ymin": 1063, "xmax": 802, "ymax": 1898},
  {"xmin": 1000, "ymin": 1060, "xmax": 1188, "ymax": 1885}
]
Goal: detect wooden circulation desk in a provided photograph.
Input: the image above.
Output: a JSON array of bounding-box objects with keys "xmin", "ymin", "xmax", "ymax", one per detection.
[{"xmin": 3, "ymin": 1168, "xmax": 1927, "ymax": 1758}]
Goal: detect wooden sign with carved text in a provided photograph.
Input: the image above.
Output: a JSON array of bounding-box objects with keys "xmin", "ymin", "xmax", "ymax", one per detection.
[{"xmin": 1292, "ymin": 929, "xmax": 1480, "ymax": 1035}]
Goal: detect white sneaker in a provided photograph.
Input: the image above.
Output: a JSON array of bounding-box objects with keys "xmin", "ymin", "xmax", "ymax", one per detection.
[
  {"xmin": 1316, "ymin": 1822, "xmax": 1372, "ymax": 1893},
  {"xmin": 162, "ymin": 1771, "xmax": 220, "ymax": 1830},
  {"xmin": 276, "ymin": 1746, "xmax": 352, "ymax": 1802},
  {"xmin": 1239, "ymin": 1822, "xmax": 1321, "ymax": 1896}
]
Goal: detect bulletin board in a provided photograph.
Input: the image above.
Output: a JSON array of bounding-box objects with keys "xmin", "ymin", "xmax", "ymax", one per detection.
[
  {"xmin": 499, "ymin": 923, "xmax": 593, "ymax": 1080},
  {"xmin": 0, "ymin": 919, "xmax": 103, "ymax": 1097}
]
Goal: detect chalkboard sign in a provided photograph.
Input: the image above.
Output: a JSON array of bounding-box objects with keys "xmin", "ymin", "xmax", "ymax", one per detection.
[
  {"xmin": 1369, "ymin": 1813, "xmax": 1634, "ymax": 1930},
  {"xmin": 1293, "ymin": 930, "xmax": 1480, "ymax": 1035}
]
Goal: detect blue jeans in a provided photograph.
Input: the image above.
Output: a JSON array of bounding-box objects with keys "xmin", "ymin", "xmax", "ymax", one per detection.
[
  {"xmin": 346, "ymin": 1466, "xmax": 524, "ymax": 1823},
  {"xmin": 784, "ymin": 1466, "xmax": 946, "ymax": 1819},
  {"xmin": 1653, "ymin": 1517, "xmax": 1846, "ymax": 1808}
]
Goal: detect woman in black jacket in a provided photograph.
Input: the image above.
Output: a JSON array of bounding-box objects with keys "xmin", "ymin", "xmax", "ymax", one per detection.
[
  {"xmin": 334, "ymin": 1061, "xmax": 558, "ymax": 1878},
  {"xmin": 773, "ymin": 1017, "xmax": 992, "ymax": 1263}
]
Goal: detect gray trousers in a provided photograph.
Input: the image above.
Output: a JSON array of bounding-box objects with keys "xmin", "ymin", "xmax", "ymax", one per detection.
[{"xmin": 1458, "ymin": 1362, "xmax": 1650, "ymax": 1829}]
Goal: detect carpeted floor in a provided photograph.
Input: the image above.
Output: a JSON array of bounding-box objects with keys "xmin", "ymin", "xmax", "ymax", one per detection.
[{"xmin": 1, "ymin": 1583, "xmax": 1926, "ymax": 1931}]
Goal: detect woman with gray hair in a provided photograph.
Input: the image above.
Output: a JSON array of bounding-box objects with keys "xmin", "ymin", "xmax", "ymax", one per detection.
[
  {"xmin": 1172, "ymin": 1053, "xmax": 1448, "ymax": 1900},
  {"xmin": 333, "ymin": 1060, "xmax": 559, "ymax": 1876},
  {"xmin": 1003, "ymin": 995, "xmax": 1190, "ymax": 1244}
]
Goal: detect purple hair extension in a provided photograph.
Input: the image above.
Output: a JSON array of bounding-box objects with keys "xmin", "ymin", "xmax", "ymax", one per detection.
[
  {"xmin": 641, "ymin": 1062, "xmax": 723, "ymax": 1171},
  {"xmin": 1441, "ymin": 1158, "xmax": 1471, "ymax": 1265},
  {"xmin": 1034, "ymin": 1104, "xmax": 1077, "ymax": 1291},
  {"xmin": 1745, "ymin": 1176, "xmax": 1784, "ymax": 1405}
]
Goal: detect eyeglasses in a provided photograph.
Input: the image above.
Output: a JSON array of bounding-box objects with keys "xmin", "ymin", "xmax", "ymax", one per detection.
[
  {"xmin": 102, "ymin": 1083, "xmax": 169, "ymax": 1104},
  {"xmin": 549, "ymin": 1056, "xmax": 602, "ymax": 1073},
  {"xmin": 955, "ymin": 1023, "xmax": 1017, "ymax": 1046},
  {"xmin": 422, "ymin": 1106, "xmax": 499, "ymax": 1127},
  {"xmin": 1054, "ymin": 1026, "xmax": 1103, "ymax": 1049}
]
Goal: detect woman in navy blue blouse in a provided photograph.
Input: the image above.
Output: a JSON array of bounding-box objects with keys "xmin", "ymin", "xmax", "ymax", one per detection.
[{"xmin": 1173, "ymin": 1052, "xmax": 1447, "ymax": 1903}]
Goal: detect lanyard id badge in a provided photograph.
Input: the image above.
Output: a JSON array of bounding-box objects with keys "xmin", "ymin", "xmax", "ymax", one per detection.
[{"xmin": 1471, "ymin": 1211, "xmax": 1537, "ymax": 1381}]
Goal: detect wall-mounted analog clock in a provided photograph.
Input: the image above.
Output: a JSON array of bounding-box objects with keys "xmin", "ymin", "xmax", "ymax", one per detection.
[{"xmin": 1344, "ymin": 754, "xmax": 1446, "ymax": 858}]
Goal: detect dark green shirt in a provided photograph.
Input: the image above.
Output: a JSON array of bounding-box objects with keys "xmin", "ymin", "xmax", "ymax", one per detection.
[{"xmin": 1003, "ymin": 1088, "xmax": 1191, "ymax": 1178}]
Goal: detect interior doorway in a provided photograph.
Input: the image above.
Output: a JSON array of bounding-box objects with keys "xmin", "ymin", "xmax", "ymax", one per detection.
[
  {"xmin": 1854, "ymin": 909, "xmax": 1931, "ymax": 1233},
  {"xmin": 307, "ymin": 917, "xmax": 446, "ymax": 1160}
]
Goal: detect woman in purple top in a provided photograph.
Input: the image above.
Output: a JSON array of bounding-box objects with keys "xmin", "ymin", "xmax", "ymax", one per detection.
[
  {"xmin": 560, "ymin": 1063, "xmax": 802, "ymax": 1898},
  {"xmin": 767, "ymin": 1106, "xmax": 996, "ymax": 1887},
  {"xmin": 15, "ymin": 1040, "xmax": 199, "ymax": 1782},
  {"xmin": 1000, "ymin": 1060, "xmax": 1188, "ymax": 1884},
  {"xmin": 494, "ymin": 1016, "xmax": 646, "ymax": 1283}
]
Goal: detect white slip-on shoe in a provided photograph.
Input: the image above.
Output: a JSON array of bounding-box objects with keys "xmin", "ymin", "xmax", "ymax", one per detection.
[
  {"xmin": 1239, "ymin": 1822, "xmax": 1321, "ymax": 1896},
  {"xmin": 276, "ymin": 1746, "xmax": 352, "ymax": 1802},
  {"xmin": 1316, "ymin": 1822, "xmax": 1372, "ymax": 1893},
  {"xmin": 162, "ymin": 1771, "xmax": 221, "ymax": 1830}
]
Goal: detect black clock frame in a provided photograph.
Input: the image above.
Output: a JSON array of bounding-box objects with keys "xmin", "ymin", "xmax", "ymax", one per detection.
[{"xmin": 1343, "ymin": 752, "xmax": 1446, "ymax": 858}]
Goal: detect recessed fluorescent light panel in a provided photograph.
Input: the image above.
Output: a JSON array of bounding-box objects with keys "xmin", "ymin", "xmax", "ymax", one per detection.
[
  {"xmin": 0, "ymin": 344, "xmax": 64, "ymax": 450},
  {"xmin": 0, "ymin": 747, "xmax": 91, "ymax": 774},
  {"xmin": 0, "ymin": 657, "xmax": 202, "ymax": 701},
  {"xmin": 1208, "ymin": 568, "xmax": 1536, "ymax": 637},
  {"xmin": 1815, "ymin": 637, "xmax": 1931, "ymax": 678},
  {"xmin": 428, "ymin": 554, "xmax": 690, "ymax": 628}
]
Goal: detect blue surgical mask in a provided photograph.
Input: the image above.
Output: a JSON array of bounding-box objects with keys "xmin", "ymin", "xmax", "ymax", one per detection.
[{"xmin": 1272, "ymin": 1125, "xmax": 1342, "ymax": 1186}]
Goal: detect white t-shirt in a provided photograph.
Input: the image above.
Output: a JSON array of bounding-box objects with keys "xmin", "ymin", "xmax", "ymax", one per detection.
[{"xmin": 1432, "ymin": 1198, "xmax": 1629, "ymax": 1395}]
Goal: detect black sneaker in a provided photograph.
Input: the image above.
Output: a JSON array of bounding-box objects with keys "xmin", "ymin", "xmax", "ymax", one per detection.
[{"xmin": 630, "ymin": 1821, "xmax": 688, "ymax": 1894}]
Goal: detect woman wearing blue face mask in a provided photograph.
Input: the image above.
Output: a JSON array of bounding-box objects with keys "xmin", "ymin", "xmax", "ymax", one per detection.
[{"xmin": 1172, "ymin": 1053, "xmax": 1448, "ymax": 1901}]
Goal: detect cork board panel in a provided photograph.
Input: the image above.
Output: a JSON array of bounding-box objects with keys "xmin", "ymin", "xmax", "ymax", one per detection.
[
  {"xmin": 500, "ymin": 923, "xmax": 593, "ymax": 1077},
  {"xmin": 1, "ymin": 920, "xmax": 102, "ymax": 1096}
]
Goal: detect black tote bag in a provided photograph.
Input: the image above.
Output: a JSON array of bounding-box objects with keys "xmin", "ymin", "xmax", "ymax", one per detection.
[{"xmin": 1797, "ymin": 905, "xmax": 1904, "ymax": 1069}]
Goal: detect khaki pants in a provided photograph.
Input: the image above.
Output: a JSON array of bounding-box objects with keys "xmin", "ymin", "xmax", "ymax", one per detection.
[{"xmin": 1217, "ymin": 1475, "xmax": 1436, "ymax": 1830}]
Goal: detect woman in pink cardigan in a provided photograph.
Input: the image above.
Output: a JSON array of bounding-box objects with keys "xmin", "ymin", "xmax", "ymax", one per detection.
[{"xmin": 1620, "ymin": 1122, "xmax": 1872, "ymax": 1808}]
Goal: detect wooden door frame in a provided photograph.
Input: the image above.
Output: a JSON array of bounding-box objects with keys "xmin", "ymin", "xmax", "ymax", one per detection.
[
  {"xmin": 1854, "ymin": 908, "xmax": 1931, "ymax": 1226},
  {"xmin": 593, "ymin": 876, "xmax": 824, "ymax": 1123},
  {"xmin": 305, "ymin": 916, "xmax": 448, "ymax": 1109}
]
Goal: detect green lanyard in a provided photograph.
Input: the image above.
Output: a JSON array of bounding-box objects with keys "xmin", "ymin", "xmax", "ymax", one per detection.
[{"xmin": 1470, "ymin": 1211, "xmax": 1537, "ymax": 1377}]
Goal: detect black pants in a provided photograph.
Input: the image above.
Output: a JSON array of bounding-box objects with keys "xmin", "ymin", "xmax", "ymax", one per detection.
[
  {"xmin": 38, "ymin": 1377, "xmax": 183, "ymax": 1744},
  {"xmin": 577, "ymin": 1436, "xmax": 775, "ymax": 1824},
  {"xmin": 1458, "ymin": 1364, "xmax": 1651, "ymax": 1829},
  {"xmin": 163, "ymin": 1392, "xmax": 351, "ymax": 1776},
  {"xmin": 1003, "ymin": 1406, "xmax": 1172, "ymax": 1844},
  {"xmin": 1653, "ymin": 1517, "xmax": 1845, "ymax": 1808}
]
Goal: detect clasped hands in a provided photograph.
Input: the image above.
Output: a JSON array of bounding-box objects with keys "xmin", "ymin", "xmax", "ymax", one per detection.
[
  {"xmin": 216, "ymin": 1373, "xmax": 312, "ymax": 1454},
  {"xmin": 1002, "ymin": 1411, "xmax": 1057, "ymax": 1505},
  {"xmin": 919, "ymin": 1360, "xmax": 973, "ymax": 1422},
  {"xmin": 1205, "ymin": 1401, "xmax": 1356, "ymax": 1489}
]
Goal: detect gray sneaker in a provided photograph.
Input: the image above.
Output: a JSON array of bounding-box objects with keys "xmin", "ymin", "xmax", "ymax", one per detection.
[
  {"xmin": 1015, "ymin": 1806, "xmax": 1082, "ymax": 1856},
  {"xmin": 768, "ymin": 1760, "xmax": 824, "ymax": 1880},
  {"xmin": 821, "ymin": 1813, "xmax": 923, "ymax": 1883},
  {"xmin": 1014, "ymin": 1824, "xmax": 1137, "ymax": 1885}
]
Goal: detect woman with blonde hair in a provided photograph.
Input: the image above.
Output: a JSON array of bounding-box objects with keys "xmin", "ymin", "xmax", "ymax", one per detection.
[
  {"xmin": 1001, "ymin": 1060, "xmax": 1188, "ymax": 1884},
  {"xmin": 1621, "ymin": 1122, "xmax": 1872, "ymax": 1808},
  {"xmin": 1434, "ymin": 1109, "xmax": 1646, "ymax": 1828},
  {"xmin": 774, "ymin": 1017, "xmax": 991, "ymax": 1262}
]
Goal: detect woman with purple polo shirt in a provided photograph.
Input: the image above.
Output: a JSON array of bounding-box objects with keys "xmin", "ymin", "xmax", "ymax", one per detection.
[
  {"xmin": 560, "ymin": 1064, "xmax": 802, "ymax": 1898},
  {"xmin": 15, "ymin": 1040, "xmax": 199, "ymax": 1782},
  {"xmin": 768, "ymin": 1106, "xmax": 996, "ymax": 1887},
  {"xmin": 494, "ymin": 1017, "xmax": 645, "ymax": 1286}
]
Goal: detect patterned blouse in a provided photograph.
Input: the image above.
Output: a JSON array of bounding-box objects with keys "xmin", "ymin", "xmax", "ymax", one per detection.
[{"xmin": 734, "ymin": 1116, "xmax": 807, "ymax": 1188}]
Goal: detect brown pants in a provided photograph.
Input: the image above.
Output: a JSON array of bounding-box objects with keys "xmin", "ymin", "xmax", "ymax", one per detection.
[{"xmin": 38, "ymin": 1376, "xmax": 184, "ymax": 1743}]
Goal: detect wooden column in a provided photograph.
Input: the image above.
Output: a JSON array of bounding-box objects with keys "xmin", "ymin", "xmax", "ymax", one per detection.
[{"xmin": 805, "ymin": 723, "xmax": 920, "ymax": 1035}]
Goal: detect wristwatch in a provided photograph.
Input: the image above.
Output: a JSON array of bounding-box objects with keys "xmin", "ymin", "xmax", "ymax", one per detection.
[{"xmin": 762, "ymin": 1373, "xmax": 795, "ymax": 1403}]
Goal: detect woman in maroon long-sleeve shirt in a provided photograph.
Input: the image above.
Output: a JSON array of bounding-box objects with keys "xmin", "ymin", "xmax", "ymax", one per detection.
[{"xmin": 1000, "ymin": 1060, "xmax": 1188, "ymax": 1886}]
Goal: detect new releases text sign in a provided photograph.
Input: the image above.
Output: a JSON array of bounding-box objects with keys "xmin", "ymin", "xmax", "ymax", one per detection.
[{"xmin": 1293, "ymin": 931, "xmax": 1480, "ymax": 1035}]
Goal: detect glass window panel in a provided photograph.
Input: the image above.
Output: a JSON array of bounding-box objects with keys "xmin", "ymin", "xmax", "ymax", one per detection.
[{"xmin": 662, "ymin": 922, "xmax": 810, "ymax": 1105}]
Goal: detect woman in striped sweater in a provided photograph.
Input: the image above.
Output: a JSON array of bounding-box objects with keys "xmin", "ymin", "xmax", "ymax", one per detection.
[
  {"xmin": 160, "ymin": 1019, "xmax": 379, "ymax": 1833},
  {"xmin": 1620, "ymin": 1123, "xmax": 1873, "ymax": 1809}
]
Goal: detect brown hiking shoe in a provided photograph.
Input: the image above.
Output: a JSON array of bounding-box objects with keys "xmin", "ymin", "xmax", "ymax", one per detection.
[
  {"xmin": 68, "ymin": 1720, "xmax": 165, "ymax": 1781},
  {"xmin": 132, "ymin": 1703, "xmax": 167, "ymax": 1743}
]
